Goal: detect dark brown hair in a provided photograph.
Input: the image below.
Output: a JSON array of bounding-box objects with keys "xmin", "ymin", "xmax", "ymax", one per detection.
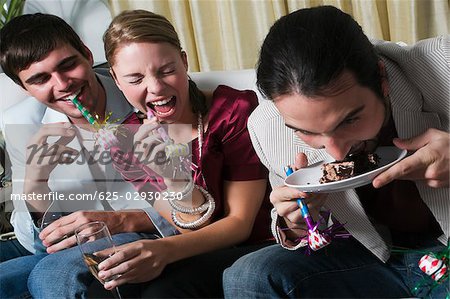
[
  {"xmin": 0, "ymin": 13, "xmax": 89, "ymax": 88},
  {"xmin": 257, "ymin": 6, "xmax": 383, "ymax": 100}
]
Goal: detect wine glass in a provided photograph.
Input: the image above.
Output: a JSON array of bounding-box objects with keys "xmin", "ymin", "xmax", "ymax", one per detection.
[
  {"xmin": 35, "ymin": 206, "xmax": 64, "ymax": 252},
  {"xmin": 37, "ymin": 212, "xmax": 63, "ymax": 230},
  {"xmin": 75, "ymin": 221, "xmax": 122, "ymax": 299}
]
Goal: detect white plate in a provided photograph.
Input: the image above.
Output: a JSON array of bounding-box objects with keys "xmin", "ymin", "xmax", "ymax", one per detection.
[{"xmin": 284, "ymin": 147, "xmax": 408, "ymax": 193}]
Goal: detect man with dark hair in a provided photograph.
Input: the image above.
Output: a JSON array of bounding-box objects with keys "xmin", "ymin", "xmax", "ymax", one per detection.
[
  {"xmin": 0, "ymin": 13, "xmax": 177, "ymax": 298},
  {"xmin": 224, "ymin": 6, "xmax": 449, "ymax": 298}
]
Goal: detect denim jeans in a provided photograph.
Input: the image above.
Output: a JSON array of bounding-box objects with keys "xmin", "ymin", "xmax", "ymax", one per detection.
[
  {"xmin": 223, "ymin": 237, "xmax": 448, "ymax": 298},
  {"xmin": 0, "ymin": 232, "xmax": 151, "ymax": 299},
  {"xmin": 0, "ymin": 238, "xmax": 32, "ymax": 262},
  {"xmin": 0, "ymin": 253, "xmax": 46, "ymax": 298}
]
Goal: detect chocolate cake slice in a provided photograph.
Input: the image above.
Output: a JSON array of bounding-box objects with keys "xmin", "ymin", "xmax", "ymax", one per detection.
[{"xmin": 319, "ymin": 153, "xmax": 379, "ymax": 184}]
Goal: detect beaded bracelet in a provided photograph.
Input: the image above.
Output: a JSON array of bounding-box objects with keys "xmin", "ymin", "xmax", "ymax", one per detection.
[{"xmin": 171, "ymin": 185, "xmax": 215, "ymax": 229}]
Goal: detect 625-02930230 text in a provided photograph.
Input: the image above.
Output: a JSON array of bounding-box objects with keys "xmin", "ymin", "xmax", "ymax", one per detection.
[{"xmin": 10, "ymin": 191, "xmax": 184, "ymax": 202}]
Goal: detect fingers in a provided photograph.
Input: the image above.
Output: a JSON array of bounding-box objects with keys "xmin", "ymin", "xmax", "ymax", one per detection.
[
  {"xmin": 40, "ymin": 217, "xmax": 78, "ymax": 252},
  {"xmin": 45, "ymin": 234, "xmax": 77, "ymax": 253},
  {"xmin": 101, "ymin": 256, "xmax": 160, "ymax": 289},
  {"xmin": 269, "ymin": 185, "xmax": 303, "ymax": 206},
  {"xmin": 96, "ymin": 239, "xmax": 169, "ymax": 288},
  {"xmin": 142, "ymin": 117, "xmax": 158, "ymax": 125},
  {"xmin": 134, "ymin": 122, "xmax": 160, "ymax": 143},
  {"xmin": 103, "ymin": 269, "xmax": 139, "ymax": 289},
  {"xmin": 98, "ymin": 247, "xmax": 141, "ymax": 288},
  {"xmin": 134, "ymin": 123, "xmax": 167, "ymax": 165},
  {"xmin": 26, "ymin": 123, "xmax": 79, "ymax": 169},
  {"xmin": 425, "ymin": 179, "xmax": 448, "ymax": 188},
  {"xmin": 303, "ymin": 193, "xmax": 328, "ymax": 210},
  {"xmin": 28, "ymin": 123, "xmax": 76, "ymax": 146},
  {"xmin": 270, "ymin": 186, "xmax": 309, "ymax": 224},
  {"xmin": 40, "ymin": 214, "xmax": 76, "ymax": 239},
  {"xmin": 372, "ymin": 154, "xmax": 421, "ymax": 188},
  {"xmin": 392, "ymin": 128, "xmax": 444, "ymax": 151},
  {"xmin": 293, "ymin": 152, "xmax": 308, "ymax": 170},
  {"xmin": 372, "ymin": 141, "xmax": 447, "ymax": 188},
  {"xmin": 98, "ymin": 246, "xmax": 135, "ymax": 271}
]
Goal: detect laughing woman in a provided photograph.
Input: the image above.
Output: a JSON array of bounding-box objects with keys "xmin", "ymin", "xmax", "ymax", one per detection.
[{"xmin": 98, "ymin": 9, "xmax": 273, "ymax": 297}]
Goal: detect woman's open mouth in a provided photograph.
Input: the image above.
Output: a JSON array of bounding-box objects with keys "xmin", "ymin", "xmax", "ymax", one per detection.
[{"xmin": 147, "ymin": 96, "xmax": 176, "ymax": 117}]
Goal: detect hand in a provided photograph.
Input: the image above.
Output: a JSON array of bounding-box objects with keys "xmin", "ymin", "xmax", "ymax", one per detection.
[
  {"xmin": 373, "ymin": 128, "xmax": 449, "ymax": 188},
  {"xmin": 23, "ymin": 123, "xmax": 77, "ymax": 214},
  {"xmin": 271, "ymin": 153, "xmax": 328, "ymax": 226},
  {"xmin": 24, "ymin": 123, "xmax": 77, "ymax": 185},
  {"xmin": 39, "ymin": 211, "xmax": 123, "ymax": 253},
  {"xmin": 97, "ymin": 239, "xmax": 170, "ymax": 289},
  {"xmin": 133, "ymin": 119, "xmax": 171, "ymax": 178}
]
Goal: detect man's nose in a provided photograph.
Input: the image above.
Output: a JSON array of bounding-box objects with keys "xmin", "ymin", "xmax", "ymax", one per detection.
[
  {"xmin": 322, "ymin": 136, "xmax": 351, "ymax": 161},
  {"xmin": 53, "ymin": 73, "xmax": 71, "ymax": 91}
]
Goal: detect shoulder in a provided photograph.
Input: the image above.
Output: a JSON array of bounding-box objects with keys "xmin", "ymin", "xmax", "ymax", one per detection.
[
  {"xmin": 376, "ymin": 36, "xmax": 449, "ymax": 103},
  {"xmin": 375, "ymin": 36, "xmax": 449, "ymax": 67},
  {"xmin": 378, "ymin": 37, "xmax": 449, "ymax": 132},
  {"xmin": 95, "ymin": 68, "xmax": 135, "ymax": 122},
  {"xmin": 208, "ymin": 85, "xmax": 259, "ymax": 123},
  {"xmin": 211, "ymin": 85, "xmax": 258, "ymax": 112},
  {"xmin": 248, "ymin": 100, "xmax": 286, "ymax": 136}
]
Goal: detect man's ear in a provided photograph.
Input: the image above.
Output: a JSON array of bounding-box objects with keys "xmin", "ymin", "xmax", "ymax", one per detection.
[
  {"xmin": 82, "ymin": 44, "xmax": 94, "ymax": 66},
  {"xmin": 378, "ymin": 60, "xmax": 389, "ymax": 98},
  {"xmin": 109, "ymin": 67, "xmax": 122, "ymax": 91}
]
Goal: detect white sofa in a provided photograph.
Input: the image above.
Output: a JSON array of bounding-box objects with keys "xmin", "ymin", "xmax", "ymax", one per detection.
[{"xmin": 190, "ymin": 69, "xmax": 259, "ymax": 97}]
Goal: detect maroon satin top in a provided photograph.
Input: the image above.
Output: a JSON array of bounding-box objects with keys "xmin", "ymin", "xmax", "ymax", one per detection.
[{"xmin": 191, "ymin": 85, "xmax": 272, "ymax": 243}]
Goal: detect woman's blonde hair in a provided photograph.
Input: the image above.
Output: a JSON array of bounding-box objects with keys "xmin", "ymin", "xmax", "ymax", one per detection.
[
  {"xmin": 104, "ymin": 9, "xmax": 181, "ymax": 66},
  {"xmin": 103, "ymin": 9, "xmax": 207, "ymax": 116}
]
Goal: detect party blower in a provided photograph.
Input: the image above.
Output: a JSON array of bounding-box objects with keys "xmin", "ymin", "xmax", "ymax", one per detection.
[
  {"xmin": 68, "ymin": 94, "xmax": 119, "ymax": 150},
  {"xmin": 285, "ymin": 166, "xmax": 331, "ymax": 251}
]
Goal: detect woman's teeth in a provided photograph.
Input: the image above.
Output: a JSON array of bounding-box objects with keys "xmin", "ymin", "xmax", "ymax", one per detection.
[{"xmin": 152, "ymin": 97, "xmax": 173, "ymax": 106}]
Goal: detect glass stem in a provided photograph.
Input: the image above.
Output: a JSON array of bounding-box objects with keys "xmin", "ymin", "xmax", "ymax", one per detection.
[{"xmin": 111, "ymin": 286, "xmax": 122, "ymax": 299}]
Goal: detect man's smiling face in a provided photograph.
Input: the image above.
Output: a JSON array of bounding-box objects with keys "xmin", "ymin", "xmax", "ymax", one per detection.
[{"xmin": 18, "ymin": 44, "xmax": 103, "ymax": 125}]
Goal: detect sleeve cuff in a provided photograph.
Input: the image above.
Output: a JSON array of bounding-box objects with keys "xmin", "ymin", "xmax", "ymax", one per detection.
[
  {"xmin": 142, "ymin": 207, "xmax": 180, "ymax": 237},
  {"xmin": 271, "ymin": 208, "xmax": 308, "ymax": 250}
]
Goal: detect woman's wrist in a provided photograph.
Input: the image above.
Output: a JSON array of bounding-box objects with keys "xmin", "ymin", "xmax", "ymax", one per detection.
[{"xmin": 156, "ymin": 237, "xmax": 181, "ymax": 264}]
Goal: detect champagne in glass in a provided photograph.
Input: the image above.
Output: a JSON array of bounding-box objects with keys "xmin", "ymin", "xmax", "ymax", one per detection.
[
  {"xmin": 83, "ymin": 252, "xmax": 105, "ymax": 282},
  {"xmin": 75, "ymin": 221, "xmax": 122, "ymax": 299}
]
